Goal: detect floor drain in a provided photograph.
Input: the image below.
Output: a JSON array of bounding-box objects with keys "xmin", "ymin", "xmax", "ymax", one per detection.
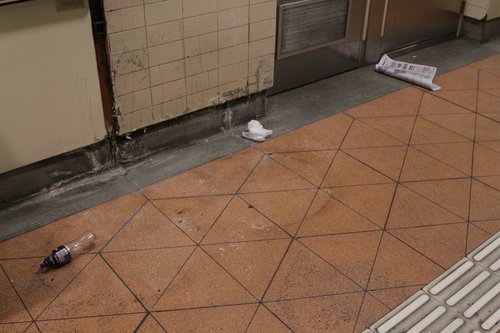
[{"xmin": 364, "ymin": 231, "xmax": 500, "ymax": 333}]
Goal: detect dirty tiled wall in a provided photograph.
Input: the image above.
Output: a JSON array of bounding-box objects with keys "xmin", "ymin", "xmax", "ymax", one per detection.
[{"xmin": 104, "ymin": 0, "xmax": 277, "ymax": 134}]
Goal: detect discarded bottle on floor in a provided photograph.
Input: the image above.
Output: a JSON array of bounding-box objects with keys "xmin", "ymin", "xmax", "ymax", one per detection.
[{"xmin": 39, "ymin": 232, "xmax": 97, "ymax": 272}]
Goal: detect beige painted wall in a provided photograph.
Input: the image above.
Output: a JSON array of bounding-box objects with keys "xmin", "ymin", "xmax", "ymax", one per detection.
[
  {"xmin": 465, "ymin": 0, "xmax": 500, "ymax": 19},
  {"xmin": 104, "ymin": 0, "xmax": 277, "ymax": 134},
  {"xmin": 0, "ymin": 0, "xmax": 107, "ymax": 174}
]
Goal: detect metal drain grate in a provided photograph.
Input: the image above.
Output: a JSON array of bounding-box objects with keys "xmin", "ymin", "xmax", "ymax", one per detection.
[{"xmin": 364, "ymin": 232, "xmax": 500, "ymax": 333}]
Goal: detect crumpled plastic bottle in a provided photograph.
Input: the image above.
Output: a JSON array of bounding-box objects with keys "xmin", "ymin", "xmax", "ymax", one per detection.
[{"xmin": 39, "ymin": 232, "xmax": 97, "ymax": 272}]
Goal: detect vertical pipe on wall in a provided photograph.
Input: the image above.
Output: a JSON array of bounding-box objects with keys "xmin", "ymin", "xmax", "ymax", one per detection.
[{"xmin": 380, "ymin": 0, "xmax": 389, "ymax": 37}]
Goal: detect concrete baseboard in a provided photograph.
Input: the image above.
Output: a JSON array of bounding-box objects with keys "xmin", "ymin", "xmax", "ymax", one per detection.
[
  {"xmin": 0, "ymin": 91, "xmax": 266, "ymax": 208},
  {"xmin": 463, "ymin": 17, "xmax": 500, "ymax": 42}
]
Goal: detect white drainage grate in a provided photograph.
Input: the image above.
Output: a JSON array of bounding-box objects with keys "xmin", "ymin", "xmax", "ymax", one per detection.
[{"xmin": 369, "ymin": 231, "xmax": 500, "ymax": 333}]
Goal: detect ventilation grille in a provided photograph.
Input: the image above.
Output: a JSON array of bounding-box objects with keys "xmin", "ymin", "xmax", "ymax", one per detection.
[{"xmin": 278, "ymin": 0, "xmax": 349, "ymax": 58}]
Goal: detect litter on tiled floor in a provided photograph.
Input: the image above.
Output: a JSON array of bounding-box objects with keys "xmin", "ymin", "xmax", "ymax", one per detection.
[{"xmin": 0, "ymin": 54, "xmax": 499, "ymax": 332}]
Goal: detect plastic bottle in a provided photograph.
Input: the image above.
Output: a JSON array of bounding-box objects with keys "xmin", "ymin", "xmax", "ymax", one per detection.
[{"xmin": 39, "ymin": 232, "xmax": 97, "ymax": 272}]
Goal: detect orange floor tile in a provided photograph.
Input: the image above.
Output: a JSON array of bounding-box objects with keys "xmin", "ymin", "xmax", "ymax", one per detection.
[{"xmin": 1, "ymin": 55, "xmax": 500, "ymax": 332}]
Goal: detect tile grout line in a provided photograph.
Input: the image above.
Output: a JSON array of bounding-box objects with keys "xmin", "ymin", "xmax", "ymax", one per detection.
[
  {"xmin": 150, "ymin": 246, "xmax": 197, "ymax": 310},
  {"xmin": 99, "ymin": 253, "xmax": 149, "ymax": 312},
  {"xmin": 99, "ymin": 200, "xmax": 149, "ymax": 252},
  {"xmin": 148, "ymin": 199, "xmax": 200, "ymax": 245},
  {"xmin": 409, "ymin": 142, "xmax": 473, "ymax": 177},
  {"xmin": 0, "ymin": 263, "xmax": 35, "ymax": 323},
  {"xmin": 236, "ymin": 194, "xmax": 297, "ymax": 238},
  {"xmin": 132, "ymin": 312, "xmax": 149, "ymax": 333},
  {"xmin": 197, "ymin": 150, "xmax": 265, "ymax": 245},
  {"xmin": 260, "ymin": 302, "xmax": 296, "ymax": 332},
  {"xmin": 384, "ymin": 230, "xmax": 448, "ymax": 271},
  {"xmin": 32, "ymin": 311, "xmax": 147, "ymax": 324},
  {"xmin": 198, "ymin": 246, "xmax": 261, "ymax": 301},
  {"xmin": 319, "ymin": 188, "xmax": 386, "ymax": 232},
  {"xmin": 243, "ymin": 303, "xmax": 261, "ymax": 333},
  {"xmin": 398, "ymin": 182, "xmax": 469, "ymax": 223},
  {"xmin": 256, "ymin": 120, "xmax": 355, "ymax": 326},
  {"xmin": 350, "ymin": 90, "xmax": 425, "ymax": 331},
  {"xmin": 465, "ymin": 68, "xmax": 481, "ymax": 256},
  {"xmin": 150, "ymin": 301, "xmax": 260, "ymax": 313},
  {"xmin": 31, "ymin": 253, "xmax": 100, "ymax": 322}
]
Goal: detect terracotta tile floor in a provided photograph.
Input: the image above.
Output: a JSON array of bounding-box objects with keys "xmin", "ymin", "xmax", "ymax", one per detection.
[{"xmin": 1, "ymin": 55, "xmax": 500, "ymax": 333}]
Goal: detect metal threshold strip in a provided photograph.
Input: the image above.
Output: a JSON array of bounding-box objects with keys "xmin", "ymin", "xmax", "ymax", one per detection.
[{"xmin": 364, "ymin": 232, "xmax": 500, "ymax": 333}]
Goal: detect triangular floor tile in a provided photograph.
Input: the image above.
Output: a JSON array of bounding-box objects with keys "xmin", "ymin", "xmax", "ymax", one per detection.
[
  {"xmin": 368, "ymin": 285, "xmax": 424, "ymax": 309},
  {"xmin": 470, "ymin": 180, "xmax": 500, "ymax": 221},
  {"xmin": 346, "ymin": 88, "xmax": 422, "ymax": 118},
  {"xmin": 430, "ymin": 90, "xmax": 477, "ymax": 111},
  {"xmin": 154, "ymin": 304, "xmax": 258, "ymax": 333},
  {"xmin": 257, "ymin": 113, "xmax": 352, "ymax": 153},
  {"xmin": 142, "ymin": 148, "xmax": 262, "ymax": 198},
  {"xmin": 419, "ymin": 93, "xmax": 474, "ymax": 115},
  {"xmin": 301, "ymin": 231, "xmax": 382, "ymax": 288},
  {"xmin": 343, "ymin": 146, "xmax": 407, "ymax": 180},
  {"xmin": 247, "ymin": 305, "xmax": 292, "ymax": 333},
  {"xmin": 239, "ymin": 157, "xmax": 315, "ymax": 193},
  {"xmin": 341, "ymin": 120, "xmax": 404, "ymax": 148},
  {"xmin": 400, "ymin": 147, "xmax": 467, "ymax": 182},
  {"xmin": 202, "ymin": 197, "xmax": 289, "ymax": 244},
  {"xmin": 239, "ymin": 190, "xmax": 316, "ymax": 235},
  {"xmin": 153, "ymin": 248, "xmax": 255, "ymax": 310},
  {"xmin": 478, "ymin": 91, "xmax": 500, "ymax": 114},
  {"xmin": 203, "ymin": 239, "xmax": 290, "ymax": 299},
  {"xmin": 264, "ymin": 241, "xmax": 361, "ymax": 301},
  {"xmin": 0, "ymin": 322, "xmax": 31, "ymax": 333},
  {"xmin": 470, "ymin": 54, "xmax": 500, "ymax": 69},
  {"xmin": 411, "ymin": 117, "xmax": 470, "ymax": 144},
  {"xmin": 479, "ymin": 140, "xmax": 500, "ymax": 153},
  {"xmin": 479, "ymin": 70, "xmax": 500, "ymax": 90},
  {"xmin": 354, "ymin": 293, "xmax": 390, "ymax": 333},
  {"xmin": 404, "ymin": 178, "xmax": 471, "ymax": 220},
  {"xmin": 104, "ymin": 203, "xmax": 194, "ymax": 251},
  {"xmin": 482, "ymin": 88, "xmax": 500, "ymax": 98},
  {"xmin": 475, "ymin": 175, "xmax": 500, "ymax": 191},
  {"xmin": 298, "ymin": 191, "xmax": 380, "ymax": 237},
  {"xmin": 390, "ymin": 224, "xmax": 467, "ymax": 268},
  {"xmin": 39, "ymin": 256, "xmax": 143, "ymax": 319},
  {"xmin": 153, "ymin": 195, "xmax": 232, "ymax": 243},
  {"xmin": 387, "ymin": 185, "xmax": 463, "ymax": 229},
  {"xmin": 421, "ymin": 114, "xmax": 475, "ymax": 140},
  {"xmin": 467, "ymin": 224, "xmax": 492, "ymax": 254},
  {"xmin": 322, "ymin": 151, "xmax": 393, "ymax": 187},
  {"xmin": 136, "ymin": 315, "xmax": 165, "ymax": 332},
  {"xmin": 36, "ymin": 314, "xmax": 144, "ymax": 333},
  {"xmin": 476, "ymin": 114, "xmax": 500, "ymax": 141},
  {"xmin": 1, "ymin": 254, "xmax": 94, "ymax": 319},
  {"xmin": 413, "ymin": 142, "xmax": 473, "ymax": 175},
  {"xmin": 325, "ymin": 184, "xmax": 396, "ymax": 228},
  {"xmin": 433, "ymin": 66, "xmax": 478, "ymax": 90},
  {"xmin": 359, "ymin": 116, "xmax": 415, "ymax": 143},
  {"xmin": 481, "ymin": 112, "xmax": 500, "ymax": 122},
  {"xmin": 103, "ymin": 247, "xmax": 194, "ymax": 309},
  {"xmin": 270, "ymin": 151, "xmax": 336, "ymax": 186},
  {"xmin": 24, "ymin": 324, "xmax": 40, "ymax": 333},
  {"xmin": 266, "ymin": 293, "xmax": 364, "ymax": 333},
  {"xmin": 471, "ymin": 219, "xmax": 500, "ymax": 235},
  {"xmin": 473, "ymin": 143, "xmax": 500, "ymax": 177},
  {"xmin": 0, "ymin": 193, "xmax": 146, "ymax": 259},
  {"xmin": 0, "ymin": 269, "xmax": 31, "ymax": 323},
  {"xmin": 368, "ymin": 233, "xmax": 444, "ymax": 289}
]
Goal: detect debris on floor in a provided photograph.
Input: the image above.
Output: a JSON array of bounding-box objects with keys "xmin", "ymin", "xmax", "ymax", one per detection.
[
  {"xmin": 242, "ymin": 120, "xmax": 273, "ymax": 142},
  {"xmin": 375, "ymin": 54, "xmax": 442, "ymax": 91},
  {"xmin": 39, "ymin": 232, "xmax": 96, "ymax": 272}
]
